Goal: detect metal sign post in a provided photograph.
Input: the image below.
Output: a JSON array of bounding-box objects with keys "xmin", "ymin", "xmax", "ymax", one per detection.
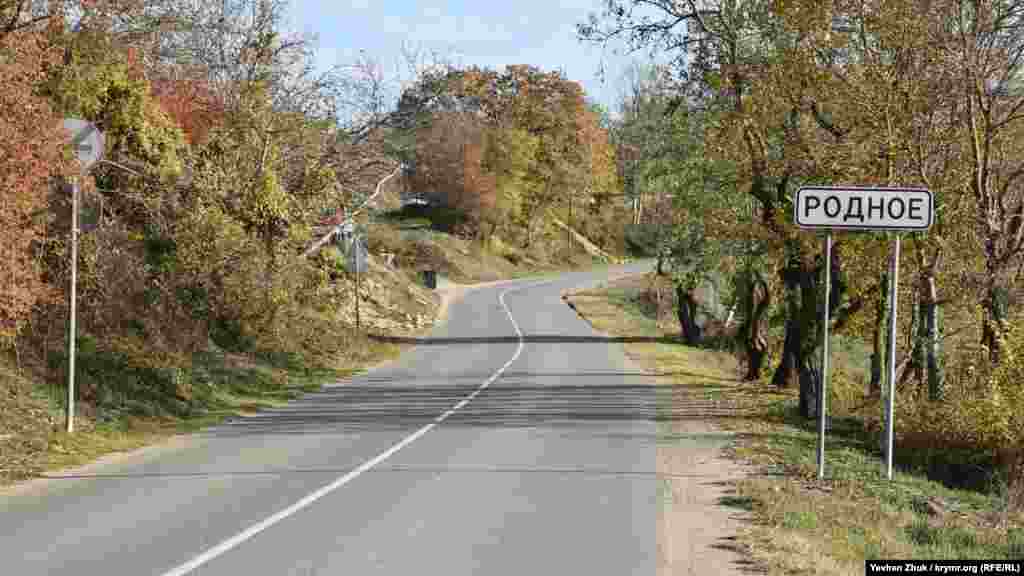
[
  {"xmin": 795, "ymin": 185, "xmax": 932, "ymax": 481},
  {"xmin": 349, "ymin": 234, "xmax": 368, "ymax": 330},
  {"xmin": 885, "ymin": 235, "xmax": 901, "ymax": 480},
  {"xmin": 67, "ymin": 178, "xmax": 78, "ymax": 433},
  {"xmin": 817, "ymin": 233, "xmax": 832, "ymax": 480},
  {"xmin": 62, "ymin": 118, "xmax": 104, "ymax": 434}
]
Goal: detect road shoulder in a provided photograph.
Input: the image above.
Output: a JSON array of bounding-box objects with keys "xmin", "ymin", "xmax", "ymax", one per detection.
[{"xmin": 562, "ymin": 273, "xmax": 762, "ymax": 576}]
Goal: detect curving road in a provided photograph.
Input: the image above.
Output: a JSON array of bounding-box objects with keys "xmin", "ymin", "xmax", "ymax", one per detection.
[{"xmin": 1, "ymin": 261, "xmax": 668, "ymax": 576}]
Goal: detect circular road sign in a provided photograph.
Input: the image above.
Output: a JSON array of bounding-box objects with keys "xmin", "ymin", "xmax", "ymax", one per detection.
[{"xmin": 63, "ymin": 118, "xmax": 104, "ymax": 170}]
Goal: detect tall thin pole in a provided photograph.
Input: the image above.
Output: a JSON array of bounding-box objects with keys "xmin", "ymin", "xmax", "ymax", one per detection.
[
  {"xmin": 817, "ymin": 233, "xmax": 832, "ymax": 480},
  {"xmin": 567, "ymin": 193, "xmax": 573, "ymax": 257},
  {"xmin": 885, "ymin": 235, "xmax": 901, "ymax": 480},
  {"xmin": 354, "ymin": 237, "xmax": 360, "ymax": 331},
  {"xmin": 67, "ymin": 178, "xmax": 79, "ymax": 434}
]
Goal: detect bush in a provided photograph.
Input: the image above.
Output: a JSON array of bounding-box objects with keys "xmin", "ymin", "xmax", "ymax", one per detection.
[
  {"xmin": 624, "ymin": 223, "xmax": 661, "ymax": 257},
  {"xmin": 70, "ymin": 335, "xmax": 193, "ymax": 419},
  {"xmin": 0, "ymin": 363, "xmax": 54, "ymax": 482},
  {"xmin": 895, "ymin": 314, "xmax": 1024, "ymax": 492}
]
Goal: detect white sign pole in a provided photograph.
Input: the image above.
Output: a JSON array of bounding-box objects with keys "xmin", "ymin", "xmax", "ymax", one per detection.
[
  {"xmin": 62, "ymin": 118, "xmax": 103, "ymax": 434},
  {"xmin": 67, "ymin": 178, "xmax": 79, "ymax": 434},
  {"xmin": 817, "ymin": 233, "xmax": 832, "ymax": 480},
  {"xmin": 884, "ymin": 234, "xmax": 901, "ymax": 480}
]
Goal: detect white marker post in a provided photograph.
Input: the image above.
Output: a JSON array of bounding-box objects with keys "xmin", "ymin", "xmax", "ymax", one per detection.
[
  {"xmin": 795, "ymin": 186, "xmax": 932, "ymax": 480},
  {"xmin": 62, "ymin": 119, "xmax": 104, "ymax": 434}
]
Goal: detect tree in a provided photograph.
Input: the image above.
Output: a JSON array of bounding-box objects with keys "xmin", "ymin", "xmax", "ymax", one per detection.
[
  {"xmin": 0, "ymin": 21, "xmax": 68, "ymax": 346},
  {"xmin": 408, "ymin": 111, "xmax": 496, "ymax": 237},
  {"xmin": 396, "ymin": 63, "xmax": 620, "ymax": 248}
]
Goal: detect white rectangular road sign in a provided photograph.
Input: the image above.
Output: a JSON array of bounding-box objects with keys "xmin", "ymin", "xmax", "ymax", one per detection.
[{"xmin": 795, "ymin": 186, "xmax": 933, "ymax": 231}]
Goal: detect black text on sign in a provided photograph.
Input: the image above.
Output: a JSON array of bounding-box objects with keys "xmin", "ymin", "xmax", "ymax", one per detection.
[{"xmin": 795, "ymin": 187, "xmax": 933, "ymax": 231}]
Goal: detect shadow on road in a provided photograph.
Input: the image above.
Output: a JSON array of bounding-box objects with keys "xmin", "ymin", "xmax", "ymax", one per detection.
[
  {"xmin": 199, "ymin": 378, "xmax": 757, "ymax": 438},
  {"xmin": 368, "ymin": 333, "xmax": 684, "ymax": 345},
  {"xmin": 42, "ymin": 465, "xmax": 708, "ymax": 481}
]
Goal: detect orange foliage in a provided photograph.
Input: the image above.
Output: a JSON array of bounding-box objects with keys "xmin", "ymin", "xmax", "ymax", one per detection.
[
  {"xmin": 150, "ymin": 73, "xmax": 224, "ymax": 145},
  {"xmin": 0, "ymin": 28, "xmax": 68, "ymax": 341},
  {"xmin": 410, "ymin": 112, "xmax": 496, "ymax": 236}
]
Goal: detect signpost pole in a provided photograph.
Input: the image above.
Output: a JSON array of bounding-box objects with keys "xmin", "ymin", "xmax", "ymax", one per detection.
[
  {"xmin": 66, "ymin": 178, "xmax": 79, "ymax": 434},
  {"xmin": 817, "ymin": 232, "xmax": 832, "ymax": 480},
  {"xmin": 354, "ymin": 236, "xmax": 360, "ymax": 331},
  {"xmin": 61, "ymin": 118, "xmax": 103, "ymax": 435},
  {"xmin": 885, "ymin": 234, "xmax": 901, "ymax": 480}
]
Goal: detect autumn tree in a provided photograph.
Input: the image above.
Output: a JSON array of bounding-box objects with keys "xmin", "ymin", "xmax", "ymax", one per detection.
[
  {"xmin": 0, "ymin": 19, "xmax": 69, "ymax": 347},
  {"xmin": 396, "ymin": 64, "xmax": 620, "ymax": 249}
]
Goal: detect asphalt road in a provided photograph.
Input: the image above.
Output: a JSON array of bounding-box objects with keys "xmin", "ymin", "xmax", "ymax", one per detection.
[{"xmin": 1, "ymin": 261, "xmax": 664, "ymax": 576}]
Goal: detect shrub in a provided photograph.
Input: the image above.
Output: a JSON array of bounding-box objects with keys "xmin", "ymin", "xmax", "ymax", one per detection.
[
  {"xmin": 624, "ymin": 223, "xmax": 661, "ymax": 257},
  {"xmin": 896, "ymin": 313, "xmax": 1024, "ymax": 492}
]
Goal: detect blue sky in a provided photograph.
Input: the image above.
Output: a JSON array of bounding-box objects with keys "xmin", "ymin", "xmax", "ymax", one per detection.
[{"xmin": 284, "ymin": 0, "xmax": 643, "ymax": 115}]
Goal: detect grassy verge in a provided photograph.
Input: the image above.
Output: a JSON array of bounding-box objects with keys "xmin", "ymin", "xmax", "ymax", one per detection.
[
  {"xmin": 564, "ymin": 273, "xmax": 1024, "ymax": 575},
  {"xmin": 3, "ymin": 214, "xmax": 621, "ymax": 488},
  {"xmin": 1, "ymin": 334, "xmax": 402, "ymax": 487}
]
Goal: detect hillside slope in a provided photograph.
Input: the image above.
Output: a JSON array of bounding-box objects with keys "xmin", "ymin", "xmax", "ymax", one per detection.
[{"xmin": 1, "ymin": 213, "xmax": 621, "ymax": 486}]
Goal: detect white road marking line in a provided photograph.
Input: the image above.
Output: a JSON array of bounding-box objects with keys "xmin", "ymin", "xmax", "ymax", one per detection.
[{"xmin": 159, "ymin": 280, "xmax": 550, "ymax": 576}]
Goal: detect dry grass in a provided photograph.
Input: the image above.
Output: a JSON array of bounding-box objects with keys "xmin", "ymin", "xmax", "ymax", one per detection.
[
  {"xmin": 564, "ymin": 273, "xmax": 1024, "ymax": 576},
  {"xmin": 566, "ymin": 273, "xmax": 765, "ymax": 575},
  {"xmin": 1, "ymin": 217, "xmax": 606, "ymax": 488}
]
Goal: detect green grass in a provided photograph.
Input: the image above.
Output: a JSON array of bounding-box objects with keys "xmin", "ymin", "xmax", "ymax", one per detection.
[
  {"xmin": 564, "ymin": 273, "xmax": 1024, "ymax": 575},
  {"xmin": 1, "ymin": 333, "xmax": 399, "ymax": 486}
]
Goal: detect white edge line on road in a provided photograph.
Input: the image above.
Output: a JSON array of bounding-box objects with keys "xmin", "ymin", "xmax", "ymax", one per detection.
[{"xmin": 158, "ymin": 279, "xmax": 551, "ymax": 576}]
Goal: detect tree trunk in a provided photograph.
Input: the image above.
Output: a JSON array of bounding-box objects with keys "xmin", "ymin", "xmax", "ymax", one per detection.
[
  {"xmin": 676, "ymin": 284, "xmax": 702, "ymax": 346},
  {"xmin": 773, "ymin": 317, "xmax": 798, "ymax": 389},
  {"xmin": 922, "ymin": 273, "xmax": 944, "ymax": 401},
  {"xmin": 911, "ymin": 286, "xmax": 924, "ymax": 387},
  {"xmin": 869, "ymin": 270, "xmax": 887, "ymax": 396},
  {"xmin": 741, "ymin": 268, "xmax": 771, "ymax": 381},
  {"xmin": 772, "ymin": 258, "xmax": 802, "ymax": 389},
  {"xmin": 797, "ymin": 260, "xmax": 823, "ymax": 420},
  {"xmin": 771, "ymin": 248, "xmax": 835, "ymax": 419},
  {"xmin": 982, "ymin": 281, "xmax": 1009, "ymax": 365}
]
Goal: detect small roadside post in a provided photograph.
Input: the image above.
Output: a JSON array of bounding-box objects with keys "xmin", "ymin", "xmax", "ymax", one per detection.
[
  {"xmin": 795, "ymin": 186, "xmax": 932, "ymax": 480},
  {"xmin": 348, "ymin": 232, "xmax": 368, "ymax": 330},
  {"xmin": 62, "ymin": 118, "xmax": 104, "ymax": 434}
]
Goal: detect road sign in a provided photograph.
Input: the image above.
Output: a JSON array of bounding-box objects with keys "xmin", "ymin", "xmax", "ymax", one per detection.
[
  {"xmin": 63, "ymin": 118, "xmax": 104, "ymax": 170},
  {"xmin": 795, "ymin": 184, "xmax": 931, "ymax": 481},
  {"xmin": 795, "ymin": 186, "xmax": 933, "ymax": 231}
]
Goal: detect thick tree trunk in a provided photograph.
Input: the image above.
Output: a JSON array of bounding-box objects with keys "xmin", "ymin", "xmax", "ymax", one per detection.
[
  {"xmin": 772, "ymin": 317, "xmax": 798, "ymax": 389},
  {"xmin": 741, "ymin": 268, "xmax": 771, "ymax": 381},
  {"xmin": 676, "ymin": 284, "xmax": 702, "ymax": 346},
  {"xmin": 772, "ymin": 258, "xmax": 802, "ymax": 389},
  {"xmin": 797, "ymin": 261, "xmax": 823, "ymax": 420},
  {"xmin": 771, "ymin": 247, "xmax": 839, "ymax": 419}
]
